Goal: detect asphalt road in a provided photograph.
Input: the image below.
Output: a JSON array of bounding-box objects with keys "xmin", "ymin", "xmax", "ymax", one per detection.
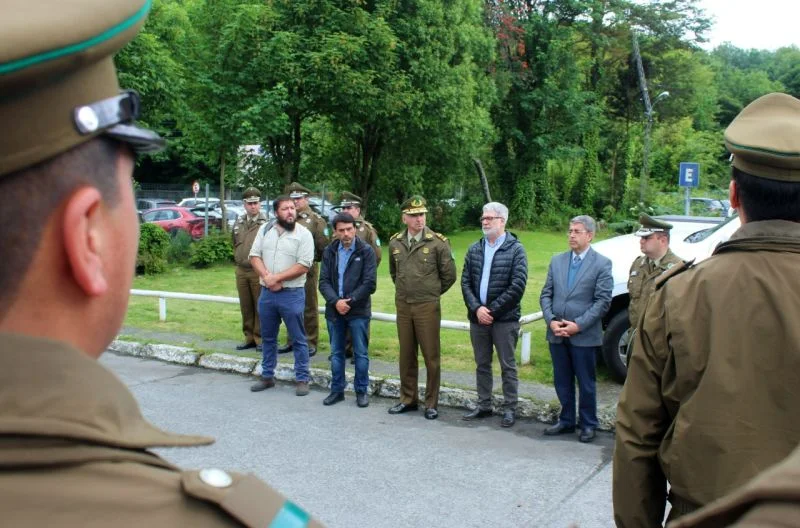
[{"xmin": 102, "ymin": 352, "xmax": 615, "ymax": 528}]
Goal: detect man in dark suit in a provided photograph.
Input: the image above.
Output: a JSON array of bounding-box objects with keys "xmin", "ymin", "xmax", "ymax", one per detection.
[{"xmin": 539, "ymin": 215, "xmax": 612, "ymax": 443}]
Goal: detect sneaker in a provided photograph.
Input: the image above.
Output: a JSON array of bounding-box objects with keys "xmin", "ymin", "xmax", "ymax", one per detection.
[
  {"xmin": 250, "ymin": 378, "xmax": 275, "ymax": 392},
  {"xmin": 296, "ymin": 381, "xmax": 310, "ymax": 396}
]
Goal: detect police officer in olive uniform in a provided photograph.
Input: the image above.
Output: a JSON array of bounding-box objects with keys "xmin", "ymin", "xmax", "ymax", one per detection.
[
  {"xmin": 338, "ymin": 192, "xmax": 382, "ymax": 266},
  {"xmin": 627, "ymin": 214, "xmax": 682, "ymax": 329},
  {"xmin": 0, "ymin": 3, "xmax": 324, "ymax": 526},
  {"xmin": 387, "ymin": 196, "xmax": 457, "ymax": 420},
  {"xmin": 278, "ymin": 182, "xmax": 329, "ymax": 357},
  {"xmin": 669, "ymin": 443, "xmax": 800, "ymax": 528},
  {"xmin": 614, "ymin": 93, "xmax": 800, "ymax": 527},
  {"xmin": 233, "ymin": 187, "xmax": 268, "ymax": 350},
  {"xmin": 624, "ymin": 214, "xmax": 684, "ymax": 364}
]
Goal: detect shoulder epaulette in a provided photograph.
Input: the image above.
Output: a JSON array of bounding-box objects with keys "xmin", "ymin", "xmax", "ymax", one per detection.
[
  {"xmin": 390, "ymin": 232, "xmax": 402, "ymax": 241},
  {"xmin": 654, "ymin": 259, "xmax": 695, "ymax": 290},
  {"xmin": 180, "ymin": 469, "xmax": 323, "ymax": 528},
  {"xmin": 435, "ymin": 232, "xmax": 448, "ymax": 242}
]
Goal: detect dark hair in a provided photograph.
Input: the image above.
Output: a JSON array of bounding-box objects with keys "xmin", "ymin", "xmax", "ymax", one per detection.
[
  {"xmin": 0, "ymin": 138, "xmax": 123, "ymax": 319},
  {"xmin": 272, "ymin": 195, "xmax": 293, "ymax": 212},
  {"xmin": 732, "ymin": 166, "xmax": 800, "ymax": 222},
  {"xmin": 332, "ymin": 212, "xmax": 356, "ymax": 231}
]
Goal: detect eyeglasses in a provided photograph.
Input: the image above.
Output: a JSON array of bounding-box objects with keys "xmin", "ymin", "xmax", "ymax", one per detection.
[
  {"xmin": 567, "ymin": 229, "xmax": 587, "ymax": 235},
  {"xmin": 480, "ymin": 216, "xmax": 501, "ymax": 223}
]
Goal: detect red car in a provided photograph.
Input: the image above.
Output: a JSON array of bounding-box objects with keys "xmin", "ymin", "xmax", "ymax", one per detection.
[{"xmin": 141, "ymin": 206, "xmax": 218, "ymax": 240}]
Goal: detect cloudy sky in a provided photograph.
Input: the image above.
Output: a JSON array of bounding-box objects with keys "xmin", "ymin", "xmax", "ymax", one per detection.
[{"xmin": 699, "ymin": 0, "xmax": 800, "ymax": 50}]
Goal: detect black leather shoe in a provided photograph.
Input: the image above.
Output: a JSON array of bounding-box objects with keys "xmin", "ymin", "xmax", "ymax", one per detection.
[
  {"xmin": 424, "ymin": 408, "xmax": 438, "ymax": 420},
  {"xmin": 579, "ymin": 428, "xmax": 596, "ymax": 443},
  {"xmin": 277, "ymin": 344, "xmax": 292, "ymax": 354},
  {"xmin": 356, "ymin": 393, "xmax": 369, "ymax": 408},
  {"xmin": 308, "ymin": 347, "xmax": 317, "ymax": 358},
  {"xmin": 544, "ymin": 423, "xmax": 576, "ymax": 436},
  {"xmin": 388, "ymin": 402, "xmax": 418, "ymax": 414},
  {"xmin": 323, "ymin": 392, "xmax": 344, "ymax": 406},
  {"xmin": 501, "ymin": 410, "xmax": 516, "ymax": 428},
  {"xmin": 236, "ymin": 342, "xmax": 257, "ymax": 350},
  {"xmin": 462, "ymin": 408, "xmax": 493, "ymax": 421}
]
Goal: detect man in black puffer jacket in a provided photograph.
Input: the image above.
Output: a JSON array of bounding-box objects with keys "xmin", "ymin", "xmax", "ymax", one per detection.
[
  {"xmin": 461, "ymin": 202, "xmax": 528, "ymax": 427},
  {"xmin": 319, "ymin": 213, "xmax": 377, "ymax": 408}
]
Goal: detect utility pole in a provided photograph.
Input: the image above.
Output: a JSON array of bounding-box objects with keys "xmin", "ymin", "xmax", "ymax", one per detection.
[{"xmin": 632, "ymin": 31, "xmax": 668, "ymax": 203}]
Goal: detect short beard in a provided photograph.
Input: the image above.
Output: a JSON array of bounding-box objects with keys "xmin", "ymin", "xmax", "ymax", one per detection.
[{"xmin": 277, "ymin": 217, "xmax": 295, "ymax": 231}]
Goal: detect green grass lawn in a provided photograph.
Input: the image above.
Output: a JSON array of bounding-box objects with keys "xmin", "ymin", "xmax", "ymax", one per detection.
[{"xmin": 125, "ymin": 228, "xmax": 611, "ymax": 384}]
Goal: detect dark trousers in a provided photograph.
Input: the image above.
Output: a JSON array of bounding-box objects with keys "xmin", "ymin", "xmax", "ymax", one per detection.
[
  {"xmin": 285, "ymin": 262, "xmax": 319, "ymax": 349},
  {"xmin": 470, "ymin": 321, "xmax": 519, "ymax": 411},
  {"xmin": 548, "ymin": 341, "xmax": 598, "ymax": 429},
  {"xmin": 235, "ymin": 266, "xmax": 261, "ymax": 345},
  {"xmin": 396, "ymin": 299, "xmax": 441, "ymax": 409}
]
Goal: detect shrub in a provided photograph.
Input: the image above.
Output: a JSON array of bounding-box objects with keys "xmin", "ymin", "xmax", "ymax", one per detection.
[
  {"xmin": 167, "ymin": 230, "xmax": 193, "ymax": 264},
  {"xmin": 189, "ymin": 230, "xmax": 234, "ymax": 268},
  {"xmin": 137, "ymin": 223, "xmax": 170, "ymax": 274}
]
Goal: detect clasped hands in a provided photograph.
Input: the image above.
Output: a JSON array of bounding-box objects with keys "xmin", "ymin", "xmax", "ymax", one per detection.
[
  {"xmin": 262, "ymin": 270, "xmax": 282, "ymax": 292},
  {"xmin": 476, "ymin": 306, "xmax": 493, "ymax": 326},
  {"xmin": 550, "ymin": 319, "xmax": 579, "ymax": 337},
  {"xmin": 335, "ymin": 298, "xmax": 351, "ymax": 315}
]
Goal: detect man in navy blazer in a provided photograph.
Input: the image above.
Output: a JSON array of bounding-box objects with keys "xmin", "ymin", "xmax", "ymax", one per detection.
[{"xmin": 539, "ymin": 215, "xmax": 612, "ymax": 443}]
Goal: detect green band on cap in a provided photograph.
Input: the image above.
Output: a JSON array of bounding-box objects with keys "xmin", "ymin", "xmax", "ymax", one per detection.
[
  {"xmin": 726, "ymin": 140, "xmax": 800, "ymax": 159},
  {"xmin": 0, "ymin": 0, "xmax": 152, "ymax": 75},
  {"xmin": 268, "ymin": 501, "xmax": 310, "ymax": 528}
]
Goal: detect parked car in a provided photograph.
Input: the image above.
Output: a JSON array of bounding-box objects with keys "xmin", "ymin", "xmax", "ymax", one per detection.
[
  {"xmin": 187, "ymin": 207, "xmax": 225, "ymax": 231},
  {"xmin": 178, "ymin": 197, "xmax": 220, "ymax": 209},
  {"xmin": 308, "ymin": 196, "xmax": 337, "ymax": 223},
  {"xmin": 593, "ymin": 214, "xmax": 741, "ymax": 383},
  {"xmin": 136, "ymin": 198, "xmax": 176, "ymax": 214},
  {"xmin": 141, "ymin": 206, "xmax": 210, "ymax": 240},
  {"xmin": 689, "ymin": 197, "xmax": 729, "ymax": 217}
]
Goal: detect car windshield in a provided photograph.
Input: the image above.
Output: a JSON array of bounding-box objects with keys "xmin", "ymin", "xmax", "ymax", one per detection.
[{"xmin": 683, "ymin": 213, "xmax": 739, "ymax": 243}]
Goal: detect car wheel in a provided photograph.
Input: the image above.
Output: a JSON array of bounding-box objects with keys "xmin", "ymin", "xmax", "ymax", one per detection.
[{"xmin": 602, "ymin": 309, "xmax": 631, "ymax": 384}]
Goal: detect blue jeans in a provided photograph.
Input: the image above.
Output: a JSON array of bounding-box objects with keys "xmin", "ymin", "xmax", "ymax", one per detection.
[
  {"xmin": 548, "ymin": 341, "xmax": 598, "ymax": 429},
  {"xmin": 259, "ymin": 287, "xmax": 310, "ymax": 382},
  {"xmin": 327, "ymin": 316, "xmax": 370, "ymax": 393}
]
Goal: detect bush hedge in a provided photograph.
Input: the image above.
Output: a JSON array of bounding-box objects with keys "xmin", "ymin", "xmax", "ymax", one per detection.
[{"xmin": 137, "ymin": 223, "xmax": 170, "ymax": 274}]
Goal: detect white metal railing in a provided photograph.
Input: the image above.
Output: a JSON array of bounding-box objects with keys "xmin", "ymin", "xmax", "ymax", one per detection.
[{"xmin": 130, "ymin": 289, "xmax": 543, "ymax": 364}]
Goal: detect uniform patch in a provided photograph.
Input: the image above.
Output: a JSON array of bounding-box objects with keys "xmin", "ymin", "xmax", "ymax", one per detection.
[
  {"xmin": 422, "ymin": 247, "xmax": 430, "ymax": 254},
  {"xmin": 392, "ymin": 248, "xmax": 401, "ymax": 255}
]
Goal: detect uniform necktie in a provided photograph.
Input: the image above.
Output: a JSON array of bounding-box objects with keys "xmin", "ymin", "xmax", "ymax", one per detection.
[{"xmin": 567, "ymin": 254, "xmax": 581, "ymax": 288}]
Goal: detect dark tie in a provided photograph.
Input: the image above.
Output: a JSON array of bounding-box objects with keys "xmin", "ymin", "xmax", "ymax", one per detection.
[{"xmin": 567, "ymin": 255, "xmax": 581, "ymax": 289}]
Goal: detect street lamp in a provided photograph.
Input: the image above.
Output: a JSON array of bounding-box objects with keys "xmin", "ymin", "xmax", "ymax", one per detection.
[{"xmin": 640, "ymin": 90, "xmax": 670, "ymax": 202}]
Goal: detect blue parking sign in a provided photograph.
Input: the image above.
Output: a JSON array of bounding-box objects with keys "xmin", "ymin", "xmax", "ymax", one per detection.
[{"xmin": 679, "ymin": 162, "xmax": 700, "ymax": 187}]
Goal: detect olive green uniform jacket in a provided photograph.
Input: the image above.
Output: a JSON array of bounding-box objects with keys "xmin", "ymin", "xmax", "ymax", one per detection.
[
  {"xmin": 232, "ymin": 212, "xmax": 268, "ymax": 268},
  {"xmin": 627, "ymin": 249, "xmax": 683, "ymax": 328},
  {"xmin": 355, "ymin": 216, "xmax": 382, "ymax": 267},
  {"xmin": 389, "ymin": 226, "xmax": 457, "ymax": 303},
  {"xmin": 668, "ymin": 442, "xmax": 800, "ymax": 527},
  {"xmin": 0, "ymin": 334, "xmax": 324, "ymax": 528},
  {"xmin": 297, "ymin": 208, "xmax": 329, "ymax": 262},
  {"xmin": 614, "ymin": 220, "xmax": 800, "ymax": 527}
]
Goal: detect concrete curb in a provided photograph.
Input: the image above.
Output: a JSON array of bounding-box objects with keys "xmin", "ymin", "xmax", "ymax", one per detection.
[{"xmin": 110, "ymin": 339, "xmax": 617, "ymax": 431}]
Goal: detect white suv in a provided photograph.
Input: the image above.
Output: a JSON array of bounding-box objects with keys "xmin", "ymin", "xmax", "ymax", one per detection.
[{"xmin": 593, "ymin": 214, "xmax": 742, "ymax": 383}]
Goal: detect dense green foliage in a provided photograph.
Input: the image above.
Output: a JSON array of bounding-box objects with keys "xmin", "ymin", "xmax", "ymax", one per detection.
[
  {"xmin": 137, "ymin": 223, "xmax": 171, "ymax": 274},
  {"xmin": 189, "ymin": 231, "xmax": 235, "ymax": 268},
  {"xmin": 120, "ymin": 0, "xmax": 797, "ymax": 231}
]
